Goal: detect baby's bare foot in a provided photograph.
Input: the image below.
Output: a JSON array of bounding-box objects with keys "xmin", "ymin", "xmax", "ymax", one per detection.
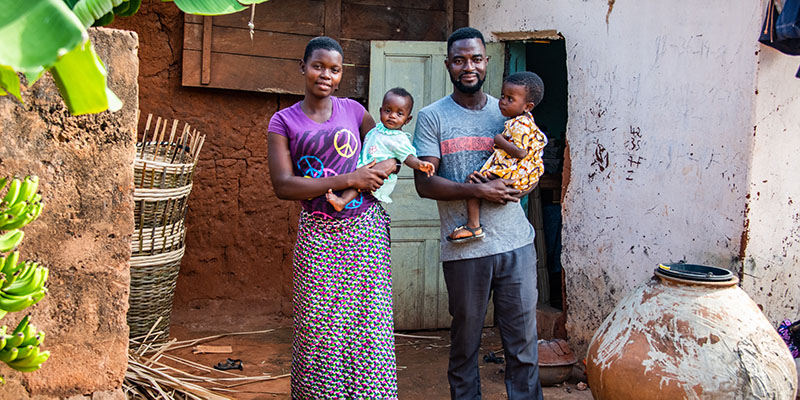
[{"xmin": 326, "ymin": 189, "xmax": 347, "ymax": 212}]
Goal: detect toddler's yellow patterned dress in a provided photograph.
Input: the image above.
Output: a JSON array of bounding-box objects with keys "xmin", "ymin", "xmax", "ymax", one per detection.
[{"xmin": 479, "ymin": 113, "xmax": 548, "ymax": 191}]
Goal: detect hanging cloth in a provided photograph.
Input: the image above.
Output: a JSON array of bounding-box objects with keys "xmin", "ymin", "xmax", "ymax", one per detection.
[{"xmin": 759, "ymin": 0, "xmax": 800, "ymax": 77}]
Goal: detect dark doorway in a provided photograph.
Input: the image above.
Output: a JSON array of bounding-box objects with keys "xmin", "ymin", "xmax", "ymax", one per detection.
[{"xmin": 506, "ymin": 37, "xmax": 568, "ymax": 310}]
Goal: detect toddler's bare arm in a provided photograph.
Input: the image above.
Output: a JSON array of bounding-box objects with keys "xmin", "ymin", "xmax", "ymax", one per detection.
[
  {"xmin": 404, "ymin": 155, "xmax": 435, "ymax": 177},
  {"xmin": 494, "ymin": 134, "xmax": 526, "ymax": 159},
  {"xmin": 372, "ymin": 158, "xmax": 402, "ymax": 175}
]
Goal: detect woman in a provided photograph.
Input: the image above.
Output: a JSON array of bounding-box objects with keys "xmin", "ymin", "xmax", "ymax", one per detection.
[{"xmin": 267, "ymin": 36, "xmax": 399, "ymax": 399}]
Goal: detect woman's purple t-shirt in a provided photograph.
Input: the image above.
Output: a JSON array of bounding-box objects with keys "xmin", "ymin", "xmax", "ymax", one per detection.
[{"xmin": 268, "ymin": 97, "xmax": 377, "ymax": 219}]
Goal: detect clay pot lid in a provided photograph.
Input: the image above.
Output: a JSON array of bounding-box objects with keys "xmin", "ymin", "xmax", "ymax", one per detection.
[
  {"xmin": 656, "ymin": 263, "xmax": 734, "ymax": 282},
  {"xmin": 538, "ymin": 339, "xmax": 577, "ymax": 366}
]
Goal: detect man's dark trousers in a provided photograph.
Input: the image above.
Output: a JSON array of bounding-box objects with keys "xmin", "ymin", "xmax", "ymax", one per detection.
[{"xmin": 442, "ymin": 243, "xmax": 543, "ymax": 400}]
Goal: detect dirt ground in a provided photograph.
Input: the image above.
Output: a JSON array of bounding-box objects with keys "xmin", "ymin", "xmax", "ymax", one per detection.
[{"xmin": 165, "ymin": 313, "xmax": 592, "ymax": 399}]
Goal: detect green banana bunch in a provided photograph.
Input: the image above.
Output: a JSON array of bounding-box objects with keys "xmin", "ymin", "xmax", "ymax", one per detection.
[
  {"xmin": 0, "ymin": 203, "xmax": 42, "ymax": 232},
  {"xmin": 2, "ymin": 251, "xmax": 21, "ymax": 279},
  {"xmin": 7, "ymin": 350, "xmax": 49, "ymax": 372},
  {"xmin": 0, "ymin": 257, "xmax": 48, "ymax": 314},
  {"xmin": 0, "ymin": 316, "xmax": 49, "ymax": 371},
  {"xmin": 0, "ymin": 174, "xmax": 50, "ymax": 374},
  {"xmin": 0, "ymin": 230, "xmax": 23, "ymax": 254},
  {"xmin": 0, "ymin": 347, "xmax": 18, "ymax": 363},
  {"xmin": 4, "ymin": 333, "xmax": 24, "ymax": 350},
  {"xmin": 0, "ymin": 176, "xmax": 43, "ymax": 233},
  {"xmin": 0, "ymin": 291, "xmax": 44, "ymax": 313},
  {"xmin": 0, "ymin": 176, "xmax": 38, "ymax": 211},
  {"xmin": 4, "ymin": 265, "xmax": 48, "ymax": 297},
  {"xmin": 0, "ymin": 253, "xmax": 30, "ymax": 295}
]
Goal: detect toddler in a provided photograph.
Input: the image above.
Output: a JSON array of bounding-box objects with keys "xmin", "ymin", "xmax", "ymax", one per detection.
[
  {"xmin": 448, "ymin": 71, "xmax": 548, "ymax": 242},
  {"xmin": 327, "ymin": 88, "xmax": 434, "ymax": 211}
]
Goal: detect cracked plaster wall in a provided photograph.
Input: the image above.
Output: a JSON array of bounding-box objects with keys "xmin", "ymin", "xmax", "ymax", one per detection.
[
  {"xmin": 470, "ymin": 0, "xmax": 789, "ymax": 356},
  {"xmin": 111, "ymin": 1, "xmax": 299, "ymax": 327},
  {"xmin": 743, "ymin": 45, "xmax": 800, "ymax": 323}
]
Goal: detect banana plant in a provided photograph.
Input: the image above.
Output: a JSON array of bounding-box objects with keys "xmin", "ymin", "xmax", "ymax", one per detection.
[
  {"xmin": 0, "ymin": 0, "xmax": 268, "ymax": 115},
  {"xmin": 0, "ymin": 176, "xmax": 50, "ymax": 382}
]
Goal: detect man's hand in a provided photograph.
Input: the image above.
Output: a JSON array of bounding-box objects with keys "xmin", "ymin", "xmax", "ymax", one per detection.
[
  {"xmin": 470, "ymin": 173, "xmax": 521, "ymax": 204},
  {"xmin": 513, "ymin": 182, "xmax": 537, "ymax": 199}
]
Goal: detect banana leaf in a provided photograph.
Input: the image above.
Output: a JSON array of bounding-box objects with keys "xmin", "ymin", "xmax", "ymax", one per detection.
[
  {"xmin": 124, "ymin": 0, "xmax": 142, "ymax": 16},
  {"xmin": 113, "ymin": 0, "xmax": 141, "ymax": 17},
  {"xmin": 71, "ymin": 0, "xmax": 117, "ymax": 28},
  {"xmin": 92, "ymin": 11, "xmax": 115, "ymax": 26},
  {"xmin": 0, "ymin": 66, "xmax": 22, "ymax": 102},
  {"xmin": 236, "ymin": 0, "xmax": 270, "ymax": 4},
  {"xmin": 24, "ymin": 67, "xmax": 46, "ymax": 87},
  {"xmin": 111, "ymin": 1, "xmax": 130, "ymax": 15},
  {"xmin": 50, "ymin": 40, "xmax": 121, "ymax": 115},
  {"xmin": 0, "ymin": 0, "xmax": 86, "ymax": 71},
  {"xmin": 168, "ymin": 0, "xmax": 244, "ymax": 15}
]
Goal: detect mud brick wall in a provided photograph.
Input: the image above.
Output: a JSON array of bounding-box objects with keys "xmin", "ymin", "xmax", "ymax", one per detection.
[
  {"xmin": 0, "ymin": 29, "xmax": 138, "ymax": 398},
  {"xmin": 110, "ymin": 0, "xmax": 299, "ymax": 327}
]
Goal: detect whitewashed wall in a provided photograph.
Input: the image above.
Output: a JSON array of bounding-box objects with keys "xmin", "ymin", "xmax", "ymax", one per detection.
[
  {"xmin": 471, "ymin": 0, "xmax": 784, "ymax": 354},
  {"xmin": 744, "ymin": 46, "xmax": 800, "ymax": 323}
]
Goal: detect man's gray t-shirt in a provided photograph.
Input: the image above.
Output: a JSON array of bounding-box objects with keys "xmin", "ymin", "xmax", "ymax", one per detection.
[{"xmin": 413, "ymin": 94, "xmax": 535, "ymax": 262}]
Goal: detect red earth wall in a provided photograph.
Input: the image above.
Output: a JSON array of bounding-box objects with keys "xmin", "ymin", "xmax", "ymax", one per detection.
[{"xmin": 111, "ymin": 0, "xmax": 302, "ymax": 326}]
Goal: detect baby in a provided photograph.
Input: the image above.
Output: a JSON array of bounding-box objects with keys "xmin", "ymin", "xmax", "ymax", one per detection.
[
  {"xmin": 448, "ymin": 71, "xmax": 548, "ymax": 243},
  {"xmin": 327, "ymin": 88, "xmax": 434, "ymax": 211}
]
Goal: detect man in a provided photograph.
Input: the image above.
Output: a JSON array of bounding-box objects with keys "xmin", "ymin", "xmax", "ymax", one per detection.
[{"xmin": 412, "ymin": 27, "xmax": 543, "ymax": 400}]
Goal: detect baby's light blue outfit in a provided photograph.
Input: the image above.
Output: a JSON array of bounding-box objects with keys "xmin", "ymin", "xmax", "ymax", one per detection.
[{"xmin": 359, "ymin": 122, "xmax": 417, "ymax": 203}]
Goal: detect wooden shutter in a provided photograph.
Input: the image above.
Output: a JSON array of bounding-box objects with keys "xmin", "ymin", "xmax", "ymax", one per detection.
[{"xmin": 181, "ymin": 0, "xmax": 468, "ymax": 99}]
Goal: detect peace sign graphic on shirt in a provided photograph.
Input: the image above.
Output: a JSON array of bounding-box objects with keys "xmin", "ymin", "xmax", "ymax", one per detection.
[
  {"xmin": 297, "ymin": 155, "xmax": 324, "ymax": 178},
  {"xmin": 345, "ymin": 193, "xmax": 363, "ymax": 209},
  {"xmin": 334, "ymin": 129, "xmax": 359, "ymax": 158}
]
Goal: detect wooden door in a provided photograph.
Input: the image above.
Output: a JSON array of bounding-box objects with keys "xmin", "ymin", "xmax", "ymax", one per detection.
[{"xmin": 369, "ymin": 41, "xmax": 504, "ymax": 330}]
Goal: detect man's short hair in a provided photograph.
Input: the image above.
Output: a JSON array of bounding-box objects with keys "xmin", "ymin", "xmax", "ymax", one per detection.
[
  {"xmin": 386, "ymin": 87, "xmax": 415, "ymax": 113},
  {"xmin": 504, "ymin": 71, "xmax": 544, "ymax": 105},
  {"xmin": 446, "ymin": 27, "xmax": 486, "ymax": 55},
  {"xmin": 303, "ymin": 36, "xmax": 343, "ymax": 62}
]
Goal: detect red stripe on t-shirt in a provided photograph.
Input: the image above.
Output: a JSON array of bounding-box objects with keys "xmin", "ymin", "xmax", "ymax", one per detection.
[{"xmin": 441, "ymin": 137, "xmax": 494, "ymax": 155}]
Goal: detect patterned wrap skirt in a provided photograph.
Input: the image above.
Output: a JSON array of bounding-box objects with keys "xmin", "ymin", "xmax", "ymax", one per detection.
[{"xmin": 292, "ymin": 203, "xmax": 398, "ymax": 399}]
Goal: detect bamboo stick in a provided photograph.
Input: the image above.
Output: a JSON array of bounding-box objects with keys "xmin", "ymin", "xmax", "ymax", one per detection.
[
  {"xmin": 145, "ymin": 337, "xmax": 177, "ymax": 367},
  {"xmin": 165, "ymin": 328, "xmax": 277, "ymax": 351},
  {"xmin": 140, "ymin": 113, "xmax": 153, "ymax": 159},
  {"xmin": 137, "ymin": 316, "xmax": 164, "ymax": 355},
  {"xmin": 394, "ymin": 333, "xmax": 442, "ymax": 340}
]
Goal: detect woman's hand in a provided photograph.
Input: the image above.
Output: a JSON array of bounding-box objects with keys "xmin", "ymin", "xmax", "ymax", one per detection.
[
  {"xmin": 349, "ymin": 160, "xmax": 389, "ymax": 192},
  {"xmin": 270, "ymin": 132, "xmax": 375, "ymax": 200}
]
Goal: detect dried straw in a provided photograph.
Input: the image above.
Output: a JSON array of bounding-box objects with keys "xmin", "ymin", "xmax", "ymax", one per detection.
[{"xmin": 124, "ymin": 322, "xmax": 287, "ymax": 399}]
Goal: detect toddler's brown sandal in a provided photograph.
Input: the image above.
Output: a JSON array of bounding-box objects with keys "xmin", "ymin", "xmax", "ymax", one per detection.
[{"xmin": 446, "ymin": 225, "xmax": 485, "ymax": 243}]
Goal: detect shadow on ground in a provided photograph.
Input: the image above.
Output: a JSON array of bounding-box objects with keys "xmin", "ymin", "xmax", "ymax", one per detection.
[{"xmin": 166, "ymin": 311, "xmax": 592, "ymax": 399}]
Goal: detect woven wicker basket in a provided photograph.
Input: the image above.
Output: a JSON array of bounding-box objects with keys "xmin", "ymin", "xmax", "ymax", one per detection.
[
  {"xmin": 128, "ymin": 248, "xmax": 185, "ymax": 343},
  {"xmin": 128, "ymin": 114, "xmax": 204, "ymax": 344}
]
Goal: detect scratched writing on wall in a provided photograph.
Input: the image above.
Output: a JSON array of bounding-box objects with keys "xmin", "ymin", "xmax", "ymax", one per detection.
[{"xmin": 624, "ymin": 126, "xmax": 645, "ymax": 181}]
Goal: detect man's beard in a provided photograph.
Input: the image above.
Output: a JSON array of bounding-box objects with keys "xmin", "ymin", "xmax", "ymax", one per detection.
[{"xmin": 450, "ymin": 72, "xmax": 485, "ymax": 94}]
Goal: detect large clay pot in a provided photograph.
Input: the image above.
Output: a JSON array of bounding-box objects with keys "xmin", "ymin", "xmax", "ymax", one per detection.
[{"xmin": 586, "ymin": 264, "xmax": 797, "ymax": 399}]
